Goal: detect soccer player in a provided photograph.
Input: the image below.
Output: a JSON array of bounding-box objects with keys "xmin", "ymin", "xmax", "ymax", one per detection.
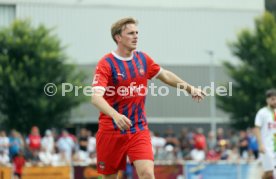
[
  {"xmin": 254, "ymin": 89, "xmax": 276, "ymax": 179},
  {"xmin": 91, "ymin": 17, "xmax": 205, "ymax": 179}
]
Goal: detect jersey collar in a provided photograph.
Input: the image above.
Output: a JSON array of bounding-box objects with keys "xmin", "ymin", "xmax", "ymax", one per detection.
[{"xmin": 111, "ymin": 51, "xmax": 133, "ymax": 61}]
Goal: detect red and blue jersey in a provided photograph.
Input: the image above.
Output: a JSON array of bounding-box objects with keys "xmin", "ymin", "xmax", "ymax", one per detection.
[{"xmin": 92, "ymin": 51, "xmax": 161, "ymax": 134}]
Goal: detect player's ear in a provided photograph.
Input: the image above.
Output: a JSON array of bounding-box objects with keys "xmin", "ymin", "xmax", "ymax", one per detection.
[{"xmin": 115, "ymin": 34, "xmax": 121, "ymax": 43}]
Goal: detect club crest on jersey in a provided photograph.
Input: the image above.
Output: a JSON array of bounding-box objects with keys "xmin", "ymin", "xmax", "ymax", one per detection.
[
  {"xmin": 98, "ymin": 161, "xmax": 105, "ymax": 170},
  {"xmin": 138, "ymin": 65, "xmax": 145, "ymax": 75}
]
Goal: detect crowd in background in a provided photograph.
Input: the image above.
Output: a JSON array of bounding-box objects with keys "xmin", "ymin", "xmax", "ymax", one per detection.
[
  {"xmin": 0, "ymin": 126, "xmax": 259, "ymax": 176},
  {"xmin": 151, "ymin": 127, "xmax": 259, "ymax": 163},
  {"xmin": 0, "ymin": 127, "xmax": 97, "ymax": 167}
]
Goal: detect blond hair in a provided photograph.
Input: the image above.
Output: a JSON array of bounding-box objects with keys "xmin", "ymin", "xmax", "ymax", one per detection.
[{"xmin": 111, "ymin": 17, "xmax": 138, "ymax": 43}]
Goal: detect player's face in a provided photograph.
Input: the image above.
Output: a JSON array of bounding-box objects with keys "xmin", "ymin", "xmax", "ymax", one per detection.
[
  {"xmin": 118, "ymin": 24, "xmax": 138, "ymax": 51},
  {"xmin": 267, "ymin": 96, "xmax": 276, "ymax": 109}
]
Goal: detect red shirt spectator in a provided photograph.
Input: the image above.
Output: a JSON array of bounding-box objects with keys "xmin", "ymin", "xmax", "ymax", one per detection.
[
  {"xmin": 206, "ymin": 149, "xmax": 221, "ymax": 161},
  {"xmin": 27, "ymin": 126, "xmax": 41, "ymax": 151},
  {"xmin": 29, "ymin": 134, "xmax": 41, "ymax": 150},
  {"xmin": 13, "ymin": 152, "xmax": 25, "ymax": 178},
  {"xmin": 193, "ymin": 128, "xmax": 206, "ymax": 150}
]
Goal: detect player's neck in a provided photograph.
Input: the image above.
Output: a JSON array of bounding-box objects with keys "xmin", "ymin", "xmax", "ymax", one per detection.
[
  {"xmin": 114, "ymin": 48, "xmax": 134, "ymax": 58},
  {"xmin": 267, "ymin": 105, "xmax": 276, "ymax": 111}
]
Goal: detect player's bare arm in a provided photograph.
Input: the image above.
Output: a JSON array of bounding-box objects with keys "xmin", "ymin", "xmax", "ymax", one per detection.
[
  {"xmin": 156, "ymin": 69, "xmax": 206, "ymax": 102},
  {"xmin": 254, "ymin": 126, "xmax": 265, "ymax": 153},
  {"xmin": 91, "ymin": 89, "xmax": 132, "ymax": 130}
]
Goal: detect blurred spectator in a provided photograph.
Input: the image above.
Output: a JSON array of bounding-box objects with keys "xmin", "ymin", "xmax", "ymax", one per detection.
[
  {"xmin": 247, "ymin": 128, "xmax": 259, "ymax": 159},
  {"xmin": 227, "ymin": 130, "xmax": 239, "ymax": 148},
  {"xmin": 163, "ymin": 126, "xmax": 180, "ymax": 161},
  {"xmin": 51, "ymin": 128, "xmax": 59, "ymax": 142},
  {"xmin": 72, "ymin": 150, "xmax": 91, "ymax": 165},
  {"xmin": 228, "ymin": 146, "xmax": 240, "ymax": 162},
  {"xmin": 178, "ymin": 128, "xmax": 189, "ymax": 145},
  {"xmin": 151, "ymin": 131, "xmax": 166, "ymax": 159},
  {"xmin": 194, "ymin": 128, "xmax": 207, "ymax": 151},
  {"xmin": 239, "ymin": 130, "xmax": 249, "ymax": 159},
  {"xmin": 179, "ymin": 141, "xmax": 191, "ymax": 160},
  {"xmin": 69, "ymin": 133, "xmax": 77, "ymax": 144},
  {"xmin": 179, "ymin": 128, "xmax": 193, "ymax": 159},
  {"xmin": 190, "ymin": 148, "xmax": 205, "ymax": 161},
  {"xmin": 0, "ymin": 149, "xmax": 9, "ymax": 166},
  {"xmin": 17, "ymin": 133, "xmax": 25, "ymax": 149},
  {"xmin": 190, "ymin": 128, "xmax": 206, "ymax": 161},
  {"xmin": 206, "ymin": 148, "xmax": 220, "ymax": 161},
  {"xmin": 29, "ymin": 149, "xmax": 40, "ymax": 165},
  {"xmin": 78, "ymin": 128, "xmax": 88, "ymax": 152},
  {"xmin": 218, "ymin": 140, "xmax": 230, "ymax": 160},
  {"xmin": 9, "ymin": 130, "xmax": 22, "ymax": 159},
  {"xmin": 207, "ymin": 131, "xmax": 216, "ymax": 150},
  {"xmin": 0, "ymin": 131, "xmax": 9, "ymax": 156},
  {"xmin": 13, "ymin": 150, "xmax": 25, "ymax": 179},
  {"xmin": 217, "ymin": 128, "xmax": 226, "ymax": 144},
  {"xmin": 87, "ymin": 131, "xmax": 96, "ymax": 154},
  {"xmin": 57, "ymin": 130, "xmax": 75, "ymax": 163},
  {"xmin": 164, "ymin": 145, "xmax": 176, "ymax": 160},
  {"xmin": 164, "ymin": 126, "xmax": 176, "ymax": 138},
  {"xmin": 50, "ymin": 149, "xmax": 68, "ymax": 166},
  {"xmin": 124, "ymin": 162, "xmax": 133, "ymax": 179},
  {"xmin": 38, "ymin": 147, "xmax": 53, "ymax": 165},
  {"xmin": 26, "ymin": 126, "xmax": 41, "ymax": 153},
  {"xmin": 41, "ymin": 129, "xmax": 55, "ymax": 153},
  {"xmin": 164, "ymin": 126, "xmax": 180, "ymax": 148}
]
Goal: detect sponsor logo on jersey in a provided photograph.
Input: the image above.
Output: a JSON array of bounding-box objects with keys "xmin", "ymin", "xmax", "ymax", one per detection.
[
  {"xmin": 92, "ymin": 74, "xmax": 100, "ymax": 85},
  {"xmin": 117, "ymin": 73, "xmax": 125, "ymax": 78},
  {"xmin": 268, "ymin": 122, "xmax": 276, "ymax": 129}
]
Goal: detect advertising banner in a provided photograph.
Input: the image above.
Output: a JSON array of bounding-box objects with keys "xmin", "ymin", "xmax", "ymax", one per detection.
[
  {"xmin": 0, "ymin": 167, "xmax": 12, "ymax": 179},
  {"xmin": 22, "ymin": 166, "xmax": 71, "ymax": 179},
  {"xmin": 184, "ymin": 162, "xmax": 262, "ymax": 179},
  {"xmin": 133, "ymin": 164, "xmax": 183, "ymax": 179}
]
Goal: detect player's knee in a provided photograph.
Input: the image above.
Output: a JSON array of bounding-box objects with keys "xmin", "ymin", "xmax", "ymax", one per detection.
[{"xmin": 139, "ymin": 168, "xmax": 154, "ymax": 179}]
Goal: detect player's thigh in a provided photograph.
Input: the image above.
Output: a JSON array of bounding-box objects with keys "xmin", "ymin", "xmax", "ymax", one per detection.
[
  {"xmin": 133, "ymin": 159, "xmax": 154, "ymax": 179},
  {"xmin": 128, "ymin": 130, "xmax": 154, "ymax": 178},
  {"xmin": 96, "ymin": 132, "xmax": 128, "ymax": 174},
  {"xmin": 261, "ymin": 152, "xmax": 274, "ymax": 172},
  {"xmin": 127, "ymin": 130, "xmax": 154, "ymax": 162}
]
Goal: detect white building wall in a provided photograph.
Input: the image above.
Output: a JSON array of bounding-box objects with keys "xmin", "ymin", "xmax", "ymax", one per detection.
[
  {"xmin": 0, "ymin": 0, "xmax": 264, "ymax": 65},
  {"xmin": 0, "ymin": 5, "xmax": 15, "ymax": 27}
]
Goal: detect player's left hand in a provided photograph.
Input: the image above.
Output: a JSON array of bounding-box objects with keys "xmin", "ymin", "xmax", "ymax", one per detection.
[{"xmin": 191, "ymin": 87, "xmax": 206, "ymax": 102}]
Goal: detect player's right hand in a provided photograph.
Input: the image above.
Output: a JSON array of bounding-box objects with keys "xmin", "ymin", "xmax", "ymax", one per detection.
[
  {"xmin": 113, "ymin": 114, "xmax": 132, "ymax": 131},
  {"xmin": 191, "ymin": 87, "xmax": 206, "ymax": 102}
]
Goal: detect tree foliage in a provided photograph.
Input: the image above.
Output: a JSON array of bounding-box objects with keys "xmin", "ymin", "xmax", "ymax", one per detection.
[
  {"xmin": 0, "ymin": 20, "xmax": 86, "ymax": 133},
  {"xmin": 217, "ymin": 12, "xmax": 276, "ymax": 129},
  {"xmin": 266, "ymin": 0, "xmax": 276, "ymax": 17}
]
